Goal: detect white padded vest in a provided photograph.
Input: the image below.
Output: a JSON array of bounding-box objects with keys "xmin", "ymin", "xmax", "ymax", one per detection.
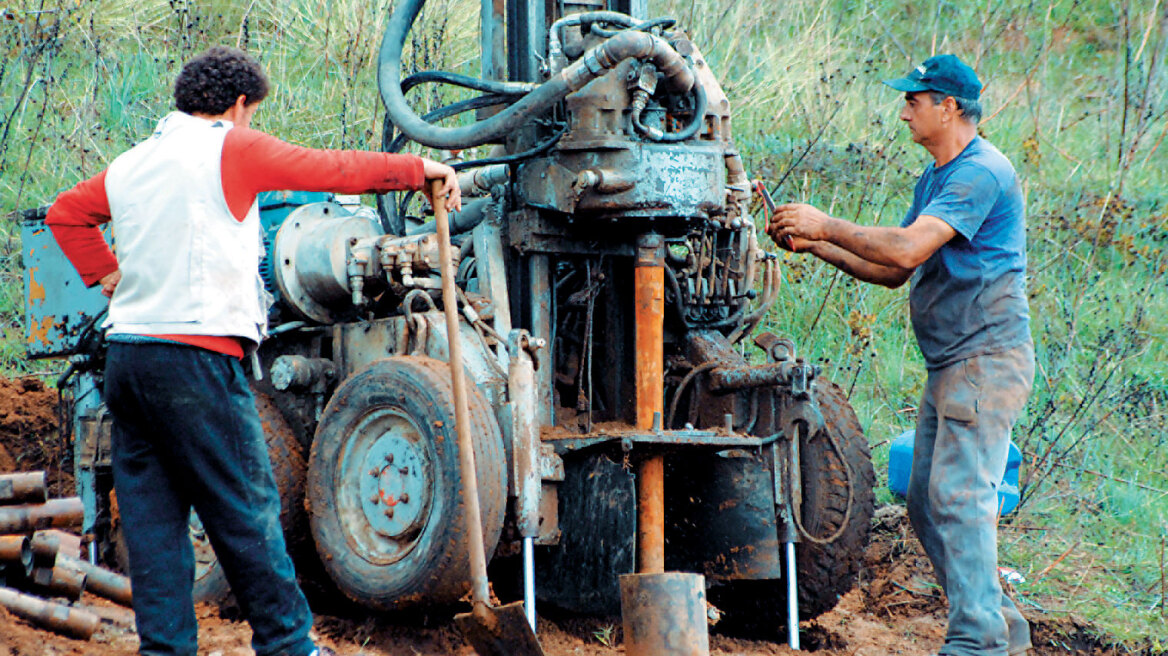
[{"xmin": 104, "ymin": 112, "xmax": 267, "ymax": 345}]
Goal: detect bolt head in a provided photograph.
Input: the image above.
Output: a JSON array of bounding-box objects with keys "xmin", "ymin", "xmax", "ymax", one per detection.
[
  {"xmin": 369, "ymin": 468, "xmax": 379, "ymax": 477},
  {"xmin": 385, "ymin": 453, "xmax": 394, "ymax": 464},
  {"xmin": 384, "ymin": 507, "xmax": 395, "ymax": 519},
  {"xmin": 370, "ymin": 495, "xmax": 381, "ymax": 504},
  {"xmin": 400, "ymin": 493, "xmax": 410, "ymax": 504}
]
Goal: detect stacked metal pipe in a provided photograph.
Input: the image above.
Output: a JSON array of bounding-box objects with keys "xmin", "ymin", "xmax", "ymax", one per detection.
[{"xmin": 0, "ymin": 470, "xmax": 133, "ymax": 640}]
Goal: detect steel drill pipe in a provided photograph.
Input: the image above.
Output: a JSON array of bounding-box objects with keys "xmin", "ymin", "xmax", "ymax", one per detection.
[
  {"xmin": 30, "ymin": 529, "xmax": 83, "ymax": 563},
  {"xmin": 0, "ymin": 472, "xmax": 47, "ymax": 505},
  {"xmin": 0, "ymin": 535, "xmax": 32, "ymax": 577},
  {"xmin": 56, "ymin": 554, "xmax": 133, "ymax": 607},
  {"xmin": 32, "ymin": 563, "xmax": 86, "ymax": 601},
  {"xmin": 0, "ymin": 498, "xmax": 84, "ymax": 533},
  {"xmin": 0, "ymin": 586, "xmax": 100, "ymax": 640},
  {"xmin": 634, "ymin": 234, "xmax": 666, "ymax": 575}
]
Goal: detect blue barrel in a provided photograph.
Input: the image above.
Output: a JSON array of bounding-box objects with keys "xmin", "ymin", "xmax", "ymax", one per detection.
[{"xmin": 887, "ymin": 430, "xmax": 1022, "ymax": 515}]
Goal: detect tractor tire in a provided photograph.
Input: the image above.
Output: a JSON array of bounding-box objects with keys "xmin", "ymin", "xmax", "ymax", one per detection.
[
  {"xmin": 711, "ymin": 378, "xmax": 876, "ymax": 634},
  {"xmin": 112, "ymin": 391, "xmax": 307, "ymax": 607},
  {"xmin": 305, "ymin": 355, "xmax": 506, "ymax": 610},
  {"xmin": 794, "ymin": 379, "xmax": 876, "ymax": 614}
]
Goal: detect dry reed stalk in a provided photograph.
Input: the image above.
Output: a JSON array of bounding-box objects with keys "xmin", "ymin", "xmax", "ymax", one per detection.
[{"xmin": 1033, "ymin": 540, "xmax": 1081, "ymax": 584}]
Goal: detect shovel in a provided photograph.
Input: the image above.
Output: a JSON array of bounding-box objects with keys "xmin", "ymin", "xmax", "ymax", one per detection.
[{"xmin": 430, "ymin": 179, "xmax": 546, "ymax": 656}]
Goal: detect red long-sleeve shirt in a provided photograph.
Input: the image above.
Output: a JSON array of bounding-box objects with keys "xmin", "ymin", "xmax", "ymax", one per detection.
[{"xmin": 46, "ymin": 127, "xmax": 425, "ymax": 358}]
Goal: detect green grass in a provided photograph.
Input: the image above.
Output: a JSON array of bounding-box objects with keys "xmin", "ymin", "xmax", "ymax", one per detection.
[{"xmin": 2, "ymin": 0, "xmax": 1166, "ymax": 643}]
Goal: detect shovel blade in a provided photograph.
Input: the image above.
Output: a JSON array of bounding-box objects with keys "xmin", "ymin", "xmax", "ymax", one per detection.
[{"xmin": 455, "ymin": 601, "xmax": 545, "ymax": 656}]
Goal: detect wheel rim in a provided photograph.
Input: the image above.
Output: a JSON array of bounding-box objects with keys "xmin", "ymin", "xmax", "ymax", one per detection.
[{"xmin": 336, "ymin": 407, "xmax": 435, "ymax": 565}]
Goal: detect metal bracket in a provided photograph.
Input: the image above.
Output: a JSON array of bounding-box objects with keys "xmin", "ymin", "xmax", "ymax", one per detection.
[{"xmin": 508, "ymin": 329, "xmax": 542, "ymax": 539}]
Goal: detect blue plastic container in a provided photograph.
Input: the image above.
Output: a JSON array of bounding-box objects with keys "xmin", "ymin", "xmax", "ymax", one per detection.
[{"xmin": 887, "ymin": 430, "xmax": 1022, "ymax": 515}]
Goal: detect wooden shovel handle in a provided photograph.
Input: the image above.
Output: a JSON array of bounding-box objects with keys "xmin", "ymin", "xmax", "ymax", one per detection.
[{"xmin": 432, "ymin": 179, "xmax": 492, "ymax": 607}]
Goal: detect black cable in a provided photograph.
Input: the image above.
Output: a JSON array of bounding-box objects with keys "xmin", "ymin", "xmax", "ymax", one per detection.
[
  {"xmin": 451, "ymin": 124, "xmax": 566, "ymax": 171},
  {"xmin": 394, "ymin": 124, "xmax": 565, "ymax": 220},
  {"xmin": 378, "ymin": 93, "xmax": 515, "ymax": 233},
  {"xmin": 663, "ymin": 265, "xmax": 693, "ymax": 330},
  {"xmin": 401, "ymin": 70, "xmax": 533, "ymax": 97}
]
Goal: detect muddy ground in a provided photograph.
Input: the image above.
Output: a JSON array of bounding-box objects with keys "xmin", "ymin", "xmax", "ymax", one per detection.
[{"xmin": 0, "ymin": 374, "xmax": 1147, "ymax": 655}]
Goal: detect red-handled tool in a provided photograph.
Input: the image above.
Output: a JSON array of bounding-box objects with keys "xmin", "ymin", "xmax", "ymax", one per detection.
[{"xmin": 754, "ymin": 180, "xmax": 795, "ymax": 252}]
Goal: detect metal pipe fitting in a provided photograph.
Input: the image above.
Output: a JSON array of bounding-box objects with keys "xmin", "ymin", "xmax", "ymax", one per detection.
[
  {"xmin": 0, "ymin": 587, "xmax": 99, "ymax": 639},
  {"xmin": 270, "ymin": 355, "xmax": 337, "ymax": 392},
  {"xmin": 57, "ymin": 553, "xmax": 134, "ymax": 607},
  {"xmin": 548, "ymin": 11, "xmax": 638, "ymax": 75},
  {"xmin": 0, "ymin": 471, "xmax": 47, "ymax": 504},
  {"xmin": 407, "ymin": 198, "xmax": 490, "ymax": 236},
  {"xmin": 0, "ymin": 535, "xmax": 32, "ymax": 577},
  {"xmin": 30, "ymin": 529, "xmax": 81, "ymax": 562},
  {"xmin": 32, "ymin": 563, "xmax": 87, "ymax": 601},
  {"xmin": 0, "ymin": 497, "xmax": 84, "ymax": 533},
  {"xmin": 458, "ymin": 164, "xmax": 509, "ymax": 197}
]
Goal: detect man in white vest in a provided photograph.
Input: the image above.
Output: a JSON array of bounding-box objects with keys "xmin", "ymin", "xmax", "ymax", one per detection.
[{"xmin": 47, "ymin": 46, "xmax": 461, "ymax": 656}]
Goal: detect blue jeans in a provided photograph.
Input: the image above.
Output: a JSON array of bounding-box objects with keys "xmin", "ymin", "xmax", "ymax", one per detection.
[
  {"xmin": 907, "ymin": 342, "xmax": 1035, "ymax": 656},
  {"xmin": 105, "ymin": 342, "xmax": 315, "ymax": 656}
]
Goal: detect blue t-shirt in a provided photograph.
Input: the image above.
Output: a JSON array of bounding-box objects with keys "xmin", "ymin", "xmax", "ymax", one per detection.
[{"xmin": 900, "ymin": 136, "xmax": 1031, "ymax": 370}]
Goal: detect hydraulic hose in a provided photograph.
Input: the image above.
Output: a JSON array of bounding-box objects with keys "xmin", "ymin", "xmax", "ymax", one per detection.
[
  {"xmin": 631, "ymin": 81, "xmax": 707, "ymax": 143},
  {"xmin": 378, "ymin": 0, "xmax": 695, "ymax": 149},
  {"xmin": 547, "ymin": 11, "xmax": 639, "ymax": 75},
  {"xmin": 383, "ymin": 94, "xmax": 513, "ymax": 155}
]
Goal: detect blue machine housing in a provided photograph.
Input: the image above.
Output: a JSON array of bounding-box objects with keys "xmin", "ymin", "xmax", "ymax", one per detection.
[
  {"xmin": 22, "ymin": 207, "xmax": 111, "ymax": 359},
  {"xmin": 887, "ymin": 429, "xmax": 1022, "ymax": 515},
  {"xmin": 20, "ymin": 191, "xmax": 329, "ymax": 360}
]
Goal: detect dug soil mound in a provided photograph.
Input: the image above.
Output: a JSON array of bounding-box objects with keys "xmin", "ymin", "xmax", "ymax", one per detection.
[{"xmin": 0, "ymin": 374, "xmax": 71, "ymax": 496}]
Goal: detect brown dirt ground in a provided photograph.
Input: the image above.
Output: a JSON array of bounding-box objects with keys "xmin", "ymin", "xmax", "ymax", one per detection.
[{"xmin": 0, "ymin": 374, "xmax": 1151, "ymax": 655}]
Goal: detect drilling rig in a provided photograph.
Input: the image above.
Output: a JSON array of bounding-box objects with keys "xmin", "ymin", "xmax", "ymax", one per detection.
[{"xmin": 22, "ymin": 0, "xmax": 875, "ymax": 640}]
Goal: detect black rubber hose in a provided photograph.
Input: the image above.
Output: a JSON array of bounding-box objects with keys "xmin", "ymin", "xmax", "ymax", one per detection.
[
  {"xmin": 385, "ymin": 94, "xmax": 514, "ymax": 155},
  {"xmin": 451, "ymin": 125, "xmax": 567, "ymax": 171},
  {"xmin": 400, "ymin": 70, "xmax": 533, "ymax": 97},
  {"xmin": 378, "ymin": 0, "xmax": 694, "ymax": 149}
]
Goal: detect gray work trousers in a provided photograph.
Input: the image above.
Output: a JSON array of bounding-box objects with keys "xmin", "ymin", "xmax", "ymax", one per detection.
[{"xmin": 907, "ymin": 341, "xmax": 1035, "ymax": 656}]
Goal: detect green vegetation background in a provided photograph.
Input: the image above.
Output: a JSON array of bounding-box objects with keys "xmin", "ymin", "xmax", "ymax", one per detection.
[{"xmin": 1, "ymin": 0, "xmax": 1165, "ymax": 646}]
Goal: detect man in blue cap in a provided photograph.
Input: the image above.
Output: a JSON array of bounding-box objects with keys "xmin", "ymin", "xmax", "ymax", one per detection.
[{"xmin": 767, "ymin": 54, "xmax": 1033, "ymax": 656}]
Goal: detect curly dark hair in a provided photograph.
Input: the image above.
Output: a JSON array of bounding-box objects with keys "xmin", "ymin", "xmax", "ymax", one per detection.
[{"xmin": 174, "ymin": 46, "xmax": 269, "ymax": 115}]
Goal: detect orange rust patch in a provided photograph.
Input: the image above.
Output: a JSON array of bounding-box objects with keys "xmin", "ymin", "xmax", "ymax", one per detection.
[
  {"xmin": 26, "ymin": 267, "xmax": 45, "ymax": 303},
  {"xmin": 27, "ymin": 316, "xmax": 54, "ymax": 346}
]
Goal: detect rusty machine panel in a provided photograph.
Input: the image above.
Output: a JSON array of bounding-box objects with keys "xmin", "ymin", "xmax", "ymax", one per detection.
[{"xmin": 21, "ymin": 209, "xmax": 110, "ymax": 359}]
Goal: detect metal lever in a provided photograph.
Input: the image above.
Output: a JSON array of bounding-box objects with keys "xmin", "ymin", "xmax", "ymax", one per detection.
[{"xmin": 772, "ymin": 437, "xmax": 801, "ymax": 650}]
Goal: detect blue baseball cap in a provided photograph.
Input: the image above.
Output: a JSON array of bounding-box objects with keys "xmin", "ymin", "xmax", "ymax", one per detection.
[{"xmin": 884, "ymin": 54, "xmax": 982, "ymax": 99}]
